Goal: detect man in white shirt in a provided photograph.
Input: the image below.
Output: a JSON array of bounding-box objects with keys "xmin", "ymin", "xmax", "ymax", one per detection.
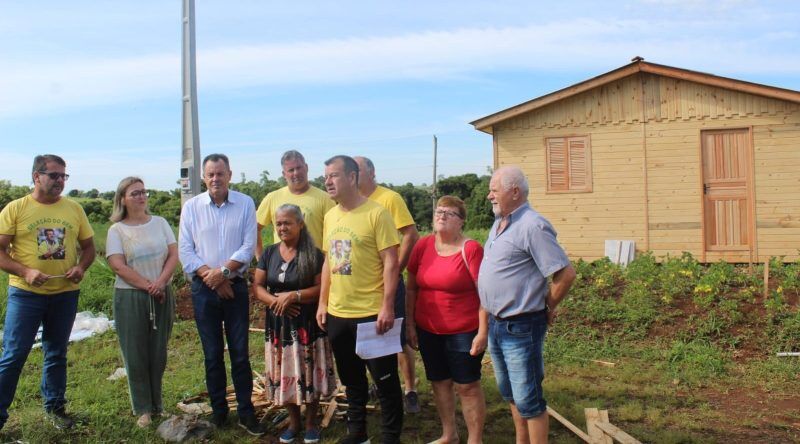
[{"xmin": 178, "ymin": 153, "xmax": 264, "ymax": 436}]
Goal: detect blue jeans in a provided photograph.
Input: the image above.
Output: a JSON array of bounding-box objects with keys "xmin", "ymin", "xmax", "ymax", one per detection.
[
  {"xmin": 191, "ymin": 278, "xmax": 254, "ymax": 417},
  {"xmin": 0, "ymin": 287, "xmax": 79, "ymax": 428},
  {"xmin": 488, "ymin": 310, "xmax": 548, "ymax": 418}
]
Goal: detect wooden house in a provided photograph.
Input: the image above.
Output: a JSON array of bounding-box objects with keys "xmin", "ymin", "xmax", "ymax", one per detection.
[{"xmin": 471, "ymin": 59, "xmax": 800, "ymax": 262}]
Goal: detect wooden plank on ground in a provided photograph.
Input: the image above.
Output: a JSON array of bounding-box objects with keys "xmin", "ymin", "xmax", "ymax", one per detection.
[
  {"xmin": 585, "ymin": 408, "xmax": 607, "ymax": 444},
  {"xmin": 598, "ymin": 410, "xmax": 614, "ymax": 444},
  {"xmin": 547, "ymin": 407, "xmax": 592, "ymax": 443},
  {"xmin": 321, "ymin": 399, "xmax": 337, "ymax": 428},
  {"xmin": 595, "ymin": 421, "xmax": 642, "ymax": 444}
]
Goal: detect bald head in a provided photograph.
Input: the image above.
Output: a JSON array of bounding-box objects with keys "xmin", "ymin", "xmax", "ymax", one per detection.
[{"xmin": 354, "ymin": 156, "xmax": 377, "ymax": 195}]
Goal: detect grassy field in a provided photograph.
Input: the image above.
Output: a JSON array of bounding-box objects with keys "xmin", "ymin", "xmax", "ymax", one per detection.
[{"xmin": 0, "ymin": 228, "xmax": 799, "ymax": 442}]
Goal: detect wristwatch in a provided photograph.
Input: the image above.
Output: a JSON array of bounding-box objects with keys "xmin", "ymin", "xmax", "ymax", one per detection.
[{"xmin": 220, "ymin": 266, "xmax": 231, "ymax": 278}]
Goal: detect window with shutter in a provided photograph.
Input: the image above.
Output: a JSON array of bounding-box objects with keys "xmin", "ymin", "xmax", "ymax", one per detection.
[{"xmin": 545, "ymin": 136, "xmax": 592, "ymax": 193}]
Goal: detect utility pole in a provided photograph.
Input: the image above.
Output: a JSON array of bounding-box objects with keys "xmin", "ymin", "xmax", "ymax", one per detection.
[
  {"xmin": 180, "ymin": 0, "xmax": 202, "ymax": 206},
  {"xmin": 431, "ymin": 135, "xmax": 438, "ymax": 211}
]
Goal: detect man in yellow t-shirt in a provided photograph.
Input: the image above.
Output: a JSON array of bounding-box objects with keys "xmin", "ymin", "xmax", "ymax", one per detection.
[
  {"xmin": 355, "ymin": 156, "xmax": 422, "ymax": 414},
  {"xmin": 316, "ymin": 155, "xmax": 403, "ymax": 444},
  {"xmin": 255, "ymin": 150, "xmax": 334, "ymax": 257},
  {"xmin": 0, "ymin": 154, "xmax": 96, "ymax": 432}
]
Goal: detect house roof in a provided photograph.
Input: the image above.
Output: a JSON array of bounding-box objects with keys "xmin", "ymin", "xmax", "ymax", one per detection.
[{"xmin": 470, "ymin": 59, "xmax": 800, "ymax": 134}]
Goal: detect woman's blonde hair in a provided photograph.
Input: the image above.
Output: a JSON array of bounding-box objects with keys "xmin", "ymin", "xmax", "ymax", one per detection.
[{"xmin": 110, "ymin": 176, "xmax": 149, "ymax": 222}]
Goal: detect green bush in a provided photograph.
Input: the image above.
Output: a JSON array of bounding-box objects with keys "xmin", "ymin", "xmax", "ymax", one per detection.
[{"xmin": 693, "ymin": 261, "xmax": 738, "ymax": 308}]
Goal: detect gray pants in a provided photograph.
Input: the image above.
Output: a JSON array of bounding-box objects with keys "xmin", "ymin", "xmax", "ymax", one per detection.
[{"xmin": 113, "ymin": 287, "xmax": 175, "ymax": 415}]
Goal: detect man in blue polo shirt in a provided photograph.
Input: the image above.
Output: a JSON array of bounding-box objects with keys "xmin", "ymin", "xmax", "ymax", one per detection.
[{"xmin": 477, "ymin": 166, "xmax": 576, "ymax": 444}]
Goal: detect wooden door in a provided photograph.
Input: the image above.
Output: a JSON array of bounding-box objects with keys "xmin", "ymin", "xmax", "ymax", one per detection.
[{"xmin": 701, "ymin": 129, "xmax": 753, "ymax": 252}]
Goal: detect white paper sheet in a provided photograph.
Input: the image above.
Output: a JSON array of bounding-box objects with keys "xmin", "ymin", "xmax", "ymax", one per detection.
[{"xmin": 355, "ymin": 317, "xmax": 403, "ymax": 359}]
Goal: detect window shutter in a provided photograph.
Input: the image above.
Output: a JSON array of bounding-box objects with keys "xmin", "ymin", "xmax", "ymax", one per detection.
[
  {"xmin": 546, "ymin": 136, "xmax": 592, "ymax": 192},
  {"xmin": 547, "ymin": 138, "xmax": 568, "ymax": 191},
  {"xmin": 568, "ymin": 137, "xmax": 587, "ymax": 189}
]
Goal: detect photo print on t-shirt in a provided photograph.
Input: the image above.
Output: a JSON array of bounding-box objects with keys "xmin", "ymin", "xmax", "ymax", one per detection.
[
  {"xmin": 37, "ymin": 227, "xmax": 66, "ymax": 260},
  {"xmin": 329, "ymin": 239, "xmax": 352, "ymax": 275}
]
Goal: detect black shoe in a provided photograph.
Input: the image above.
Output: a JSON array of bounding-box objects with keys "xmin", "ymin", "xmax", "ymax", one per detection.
[
  {"xmin": 46, "ymin": 407, "xmax": 75, "ymax": 430},
  {"xmin": 238, "ymin": 414, "xmax": 266, "ymax": 437},
  {"xmin": 404, "ymin": 390, "xmax": 421, "ymax": 414},
  {"xmin": 337, "ymin": 433, "xmax": 370, "ymax": 444},
  {"xmin": 209, "ymin": 411, "xmax": 228, "ymax": 428}
]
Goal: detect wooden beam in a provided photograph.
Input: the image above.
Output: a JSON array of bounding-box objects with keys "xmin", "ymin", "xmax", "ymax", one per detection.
[
  {"xmin": 586, "ymin": 408, "xmax": 607, "ymax": 444},
  {"xmin": 640, "ymin": 62, "xmax": 800, "ymax": 104},
  {"xmin": 595, "ymin": 421, "xmax": 643, "ymax": 444},
  {"xmin": 598, "ymin": 410, "xmax": 614, "ymax": 444},
  {"xmin": 320, "ymin": 399, "xmax": 338, "ymax": 428},
  {"xmin": 547, "ymin": 407, "xmax": 593, "ymax": 443}
]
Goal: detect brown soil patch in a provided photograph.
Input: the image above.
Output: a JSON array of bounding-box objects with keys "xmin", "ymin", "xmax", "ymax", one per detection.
[
  {"xmin": 174, "ymin": 280, "xmax": 267, "ymax": 330},
  {"xmin": 694, "ymin": 389, "xmax": 800, "ymax": 443}
]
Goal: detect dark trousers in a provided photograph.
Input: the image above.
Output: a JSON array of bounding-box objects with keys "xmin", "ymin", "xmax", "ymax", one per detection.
[
  {"xmin": 327, "ymin": 314, "xmax": 403, "ymax": 443},
  {"xmin": 191, "ymin": 278, "xmax": 254, "ymax": 416}
]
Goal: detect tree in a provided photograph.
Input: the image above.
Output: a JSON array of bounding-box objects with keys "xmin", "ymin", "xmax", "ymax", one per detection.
[
  {"xmin": 80, "ymin": 199, "xmax": 110, "ymax": 224},
  {"xmin": 230, "ymin": 170, "xmax": 281, "ymax": 205},
  {"xmin": 437, "ymin": 173, "xmax": 480, "ymax": 202},
  {"xmin": 0, "ymin": 180, "xmax": 30, "ymax": 209},
  {"xmin": 465, "ymin": 176, "xmax": 493, "ymax": 230},
  {"xmin": 85, "ymin": 188, "xmax": 99, "ymax": 199},
  {"xmin": 390, "ymin": 182, "xmax": 434, "ymax": 231},
  {"xmin": 67, "ymin": 189, "xmax": 81, "ymax": 197}
]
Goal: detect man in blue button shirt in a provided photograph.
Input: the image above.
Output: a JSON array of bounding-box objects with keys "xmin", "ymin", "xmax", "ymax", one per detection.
[
  {"xmin": 477, "ymin": 166, "xmax": 576, "ymax": 444},
  {"xmin": 178, "ymin": 153, "xmax": 264, "ymax": 436}
]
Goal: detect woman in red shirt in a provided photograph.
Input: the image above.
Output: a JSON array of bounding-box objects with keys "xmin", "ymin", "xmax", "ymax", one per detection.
[{"xmin": 407, "ymin": 195, "xmax": 487, "ymax": 444}]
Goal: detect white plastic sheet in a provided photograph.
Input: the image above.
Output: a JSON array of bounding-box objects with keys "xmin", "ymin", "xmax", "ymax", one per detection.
[{"xmin": 0, "ymin": 311, "xmax": 116, "ymax": 349}]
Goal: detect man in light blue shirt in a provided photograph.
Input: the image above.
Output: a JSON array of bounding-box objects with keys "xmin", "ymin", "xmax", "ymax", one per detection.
[
  {"xmin": 178, "ymin": 153, "xmax": 264, "ymax": 436},
  {"xmin": 478, "ymin": 166, "xmax": 576, "ymax": 444}
]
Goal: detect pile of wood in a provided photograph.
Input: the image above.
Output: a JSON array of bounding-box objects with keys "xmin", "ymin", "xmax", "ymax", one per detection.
[{"xmin": 176, "ymin": 373, "xmax": 378, "ymax": 431}]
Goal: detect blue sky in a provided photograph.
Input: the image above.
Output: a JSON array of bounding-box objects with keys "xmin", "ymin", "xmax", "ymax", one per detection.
[{"xmin": 1, "ymin": 0, "xmax": 799, "ymax": 192}]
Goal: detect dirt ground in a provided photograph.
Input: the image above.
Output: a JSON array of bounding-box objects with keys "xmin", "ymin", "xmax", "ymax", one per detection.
[{"xmin": 173, "ymin": 281, "xmax": 800, "ymax": 443}]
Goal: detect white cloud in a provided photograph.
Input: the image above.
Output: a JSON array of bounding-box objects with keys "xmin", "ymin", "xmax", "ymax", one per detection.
[{"xmin": 1, "ymin": 18, "xmax": 798, "ymax": 119}]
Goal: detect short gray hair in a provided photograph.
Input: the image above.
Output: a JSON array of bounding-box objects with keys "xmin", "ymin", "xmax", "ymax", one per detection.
[
  {"xmin": 281, "ymin": 150, "xmax": 306, "ymax": 166},
  {"xmin": 495, "ymin": 166, "xmax": 529, "ymax": 197},
  {"xmin": 202, "ymin": 153, "xmax": 230, "ymax": 170}
]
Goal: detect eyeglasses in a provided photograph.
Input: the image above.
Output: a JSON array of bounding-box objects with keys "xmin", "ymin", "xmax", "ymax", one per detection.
[
  {"xmin": 278, "ymin": 262, "xmax": 288, "ymax": 283},
  {"xmin": 38, "ymin": 171, "xmax": 69, "ymax": 181},
  {"xmin": 434, "ymin": 209, "xmax": 462, "ymax": 219},
  {"xmin": 128, "ymin": 190, "xmax": 149, "ymax": 198}
]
